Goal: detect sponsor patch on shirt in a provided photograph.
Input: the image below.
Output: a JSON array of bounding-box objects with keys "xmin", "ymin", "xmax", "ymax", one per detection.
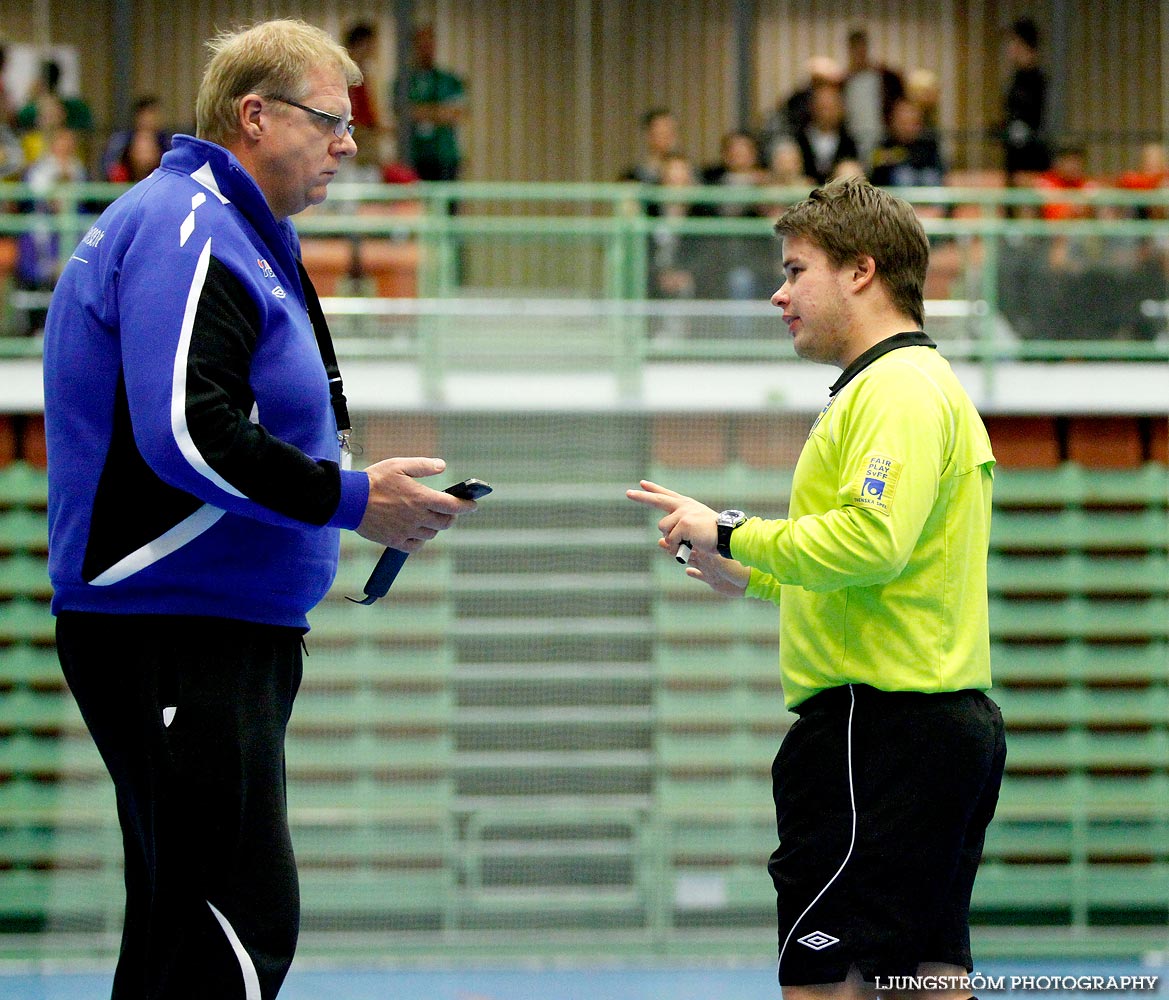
[{"xmin": 850, "ymin": 452, "xmax": 902, "ymax": 515}]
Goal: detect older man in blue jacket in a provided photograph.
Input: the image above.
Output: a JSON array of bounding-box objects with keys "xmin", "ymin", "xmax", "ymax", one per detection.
[{"xmin": 43, "ymin": 19, "xmax": 474, "ymax": 1000}]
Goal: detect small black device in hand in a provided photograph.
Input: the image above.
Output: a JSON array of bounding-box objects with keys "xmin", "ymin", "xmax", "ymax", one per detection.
[
  {"xmin": 443, "ymin": 478, "xmax": 493, "ymax": 501},
  {"xmin": 347, "ymin": 479, "xmax": 493, "ymax": 605}
]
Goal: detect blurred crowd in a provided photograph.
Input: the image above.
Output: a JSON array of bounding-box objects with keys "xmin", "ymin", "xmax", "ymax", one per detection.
[
  {"xmin": 0, "ymin": 50, "xmax": 175, "ymax": 333},
  {"xmin": 0, "ymin": 18, "xmax": 1166, "ymax": 341},
  {"xmin": 0, "ymin": 21, "xmax": 469, "ymax": 333},
  {"xmin": 623, "ymin": 19, "xmax": 1169, "ymax": 341}
]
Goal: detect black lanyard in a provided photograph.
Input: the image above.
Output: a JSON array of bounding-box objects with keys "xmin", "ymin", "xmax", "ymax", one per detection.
[
  {"xmin": 296, "ymin": 258, "xmax": 352, "ymax": 451},
  {"xmin": 297, "ymin": 258, "xmax": 403, "ymax": 604}
]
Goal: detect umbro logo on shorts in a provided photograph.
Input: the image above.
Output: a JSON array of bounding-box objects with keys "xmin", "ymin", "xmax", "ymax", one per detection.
[{"xmin": 797, "ymin": 931, "xmax": 840, "ymax": 951}]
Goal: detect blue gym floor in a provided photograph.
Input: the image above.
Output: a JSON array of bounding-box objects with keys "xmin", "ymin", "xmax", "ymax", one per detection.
[{"xmin": 1, "ymin": 961, "xmax": 1165, "ymax": 1000}]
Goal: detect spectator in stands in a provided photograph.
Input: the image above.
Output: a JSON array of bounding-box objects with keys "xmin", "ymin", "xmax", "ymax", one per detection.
[
  {"xmin": 15, "ymin": 59, "xmax": 93, "ymax": 138},
  {"xmin": 765, "ymin": 136, "xmax": 813, "ymax": 189},
  {"xmin": 1035, "ymin": 143, "xmax": 1096, "ymax": 222},
  {"xmin": 1116, "ymin": 142, "xmax": 1169, "ymax": 218},
  {"xmin": 701, "ymin": 130, "xmax": 765, "ymax": 198},
  {"xmin": 23, "ymin": 126, "xmax": 87, "ymax": 195},
  {"xmin": 0, "ymin": 46, "xmax": 17, "ymax": 127},
  {"xmin": 758, "ymin": 56, "xmax": 843, "ymax": 163},
  {"xmin": 646, "ymin": 152, "xmax": 721, "ymax": 335},
  {"xmin": 1042, "ymin": 144, "xmax": 1169, "ymax": 342},
  {"xmin": 16, "ymin": 88, "xmax": 68, "ymax": 167},
  {"xmin": 869, "ymin": 97, "xmax": 946, "ymax": 189},
  {"xmin": 345, "ymin": 21, "xmax": 386, "ymax": 170},
  {"xmin": 699, "ymin": 130, "xmax": 771, "ymax": 300},
  {"xmin": 795, "ymin": 82, "xmax": 860, "ymax": 186},
  {"xmin": 759, "ymin": 136, "xmax": 815, "ymax": 218},
  {"xmin": 100, "ymin": 96, "xmax": 172, "ymax": 181},
  {"xmin": 905, "ymin": 67, "xmax": 941, "ymax": 136},
  {"xmin": 621, "ymin": 107, "xmax": 681, "ymax": 185},
  {"xmin": 43, "ymin": 20, "xmax": 476, "ymax": 999},
  {"xmin": 828, "ymin": 157, "xmax": 867, "ymax": 183},
  {"xmin": 394, "ymin": 22, "xmax": 466, "ymax": 182},
  {"xmin": 758, "ymin": 140, "xmax": 815, "ymax": 292},
  {"xmin": 0, "ymin": 114, "xmax": 23, "ymax": 180},
  {"xmin": 105, "ymin": 127, "xmax": 166, "ymax": 183},
  {"xmin": 1114, "ymin": 144, "xmax": 1169, "ymax": 338},
  {"xmin": 1028, "ymin": 145, "xmax": 1118, "ymax": 340},
  {"xmin": 648, "ymin": 152, "xmax": 702, "ymax": 301},
  {"xmin": 16, "ymin": 127, "xmax": 87, "ymax": 334},
  {"xmin": 1001, "ymin": 17, "xmax": 1050, "ymax": 185},
  {"xmin": 842, "ymin": 28, "xmax": 905, "ymax": 168},
  {"xmin": 1117, "ymin": 142, "xmax": 1169, "ymax": 189}
]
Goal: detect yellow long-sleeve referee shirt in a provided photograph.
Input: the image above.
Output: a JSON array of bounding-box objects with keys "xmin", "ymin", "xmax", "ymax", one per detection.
[{"xmin": 732, "ymin": 333, "xmax": 996, "ymax": 710}]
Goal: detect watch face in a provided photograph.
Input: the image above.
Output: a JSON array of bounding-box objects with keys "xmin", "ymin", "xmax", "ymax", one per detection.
[{"xmin": 719, "ymin": 509, "xmax": 746, "ymax": 526}]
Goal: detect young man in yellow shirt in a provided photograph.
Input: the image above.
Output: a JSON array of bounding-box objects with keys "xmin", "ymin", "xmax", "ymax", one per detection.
[{"xmin": 628, "ymin": 177, "xmax": 1005, "ymax": 1000}]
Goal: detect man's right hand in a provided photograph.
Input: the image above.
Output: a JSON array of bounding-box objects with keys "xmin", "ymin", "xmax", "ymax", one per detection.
[{"xmin": 356, "ymin": 457, "xmax": 475, "ymax": 550}]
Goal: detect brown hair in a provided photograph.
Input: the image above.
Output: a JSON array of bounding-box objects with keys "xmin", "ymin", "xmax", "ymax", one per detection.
[
  {"xmin": 773, "ymin": 176, "xmax": 929, "ymax": 328},
  {"xmin": 196, "ymin": 19, "xmax": 361, "ymax": 146}
]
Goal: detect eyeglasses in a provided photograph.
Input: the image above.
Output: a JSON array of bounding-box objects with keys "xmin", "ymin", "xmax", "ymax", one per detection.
[{"xmin": 270, "ymin": 96, "xmax": 355, "ymax": 139}]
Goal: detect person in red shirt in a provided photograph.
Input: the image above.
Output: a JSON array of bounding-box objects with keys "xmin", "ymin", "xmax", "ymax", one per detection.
[
  {"xmin": 1117, "ymin": 142, "xmax": 1169, "ymax": 190},
  {"xmin": 344, "ymin": 22, "xmax": 383, "ymax": 168},
  {"xmin": 1116, "ymin": 143, "xmax": 1169, "ymax": 220},
  {"xmin": 1034, "ymin": 143, "xmax": 1095, "ymax": 221}
]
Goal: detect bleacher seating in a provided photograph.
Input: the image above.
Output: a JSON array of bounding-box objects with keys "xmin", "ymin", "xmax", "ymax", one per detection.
[
  {"xmin": 978, "ymin": 449, "xmax": 1169, "ymax": 934},
  {"xmin": 0, "ymin": 461, "xmax": 119, "ymax": 933},
  {"xmin": 0, "ymin": 419, "xmax": 1167, "ymax": 953}
]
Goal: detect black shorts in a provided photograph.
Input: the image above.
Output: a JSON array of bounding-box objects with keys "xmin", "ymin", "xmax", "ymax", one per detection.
[{"xmin": 769, "ymin": 684, "xmax": 1006, "ymax": 987}]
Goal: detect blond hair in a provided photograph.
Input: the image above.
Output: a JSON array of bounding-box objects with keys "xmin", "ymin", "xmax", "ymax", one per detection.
[
  {"xmin": 196, "ymin": 19, "xmax": 361, "ymax": 146},
  {"xmin": 774, "ymin": 176, "xmax": 930, "ymax": 328}
]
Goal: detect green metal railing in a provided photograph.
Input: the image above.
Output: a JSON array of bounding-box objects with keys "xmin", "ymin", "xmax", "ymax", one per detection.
[{"xmin": 3, "ymin": 180, "xmax": 1168, "ymax": 381}]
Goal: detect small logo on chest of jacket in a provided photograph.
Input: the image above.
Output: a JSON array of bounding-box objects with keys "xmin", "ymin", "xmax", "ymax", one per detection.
[{"xmin": 257, "ymin": 258, "xmax": 276, "ymax": 280}]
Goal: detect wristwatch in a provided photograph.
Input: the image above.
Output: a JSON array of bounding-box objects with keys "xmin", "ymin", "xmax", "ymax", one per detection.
[{"xmin": 716, "ymin": 509, "xmax": 748, "ymax": 559}]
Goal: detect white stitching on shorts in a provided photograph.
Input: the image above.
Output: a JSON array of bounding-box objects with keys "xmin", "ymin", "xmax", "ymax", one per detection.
[{"xmin": 777, "ymin": 685, "xmax": 858, "ymax": 975}]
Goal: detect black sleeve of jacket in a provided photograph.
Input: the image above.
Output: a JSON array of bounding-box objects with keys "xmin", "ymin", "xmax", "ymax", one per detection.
[{"xmin": 182, "ymin": 255, "xmax": 341, "ymax": 526}]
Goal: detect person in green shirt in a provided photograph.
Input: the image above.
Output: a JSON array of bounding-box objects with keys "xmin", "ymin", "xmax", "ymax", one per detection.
[
  {"xmin": 395, "ymin": 23, "xmax": 465, "ymax": 181},
  {"xmin": 628, "ymin": 177, "xmax": 1005, "ymax": 1000}
]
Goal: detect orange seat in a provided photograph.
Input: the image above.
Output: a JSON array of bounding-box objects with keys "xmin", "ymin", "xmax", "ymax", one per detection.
[
  {"xmin": 357, "ymin": 239, "xmax": 419, "ymax": 298},
  {"xmin": 299, "ymin": 238, "xmax": 354, "ymax": 297},
  {"xmin": 652, "ymin": 416, "xmax": 729, "ymax": 468},
  {"xmin": 21, "ymin": 414, "xmax": 47, "ymax": 469},
  {"xmin": 355, "ymin": 200, "xmax": 421, "ymax": 298},
  {"xmin": 984, "ymin": 416, "xmax": 1061, "ymax": 468},
  {"xmin": 1066, "ymin": 417, "xmax": 1143, "ymax": 469},
  {"xmin": 0, "ymin": 237, "xmax": 18, "ymax": 278},
  {"xmin": 1150, "ymin": 419, "xmax": 1168, "ymax": 464},
  {"xmin": 734, "ymin": 416, "xmax": 810, "ymax": 469},
  {"xmin": 0, "ymin": 415, "xmax": 16, "ymax": 467}
]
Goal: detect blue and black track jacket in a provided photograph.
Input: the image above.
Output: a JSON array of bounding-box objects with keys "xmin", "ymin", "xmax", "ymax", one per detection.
[{"xmin": 44, "ymin": 136, "xmax": 370, "ymax": 629}]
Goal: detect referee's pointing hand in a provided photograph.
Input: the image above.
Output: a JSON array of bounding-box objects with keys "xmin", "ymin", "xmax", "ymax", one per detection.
[
  {"xmin": 627, "ymin": 481, "xmax": 750, "ymax": 596},
  {"xmin": 626, "ymin": 479, "xmax": 719, "ymax": 554}
]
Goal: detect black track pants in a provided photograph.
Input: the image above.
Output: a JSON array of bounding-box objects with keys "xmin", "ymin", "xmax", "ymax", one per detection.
[{"xmin": 56, "ymin": 612, "xmax": 304, "ymax": 1000}]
